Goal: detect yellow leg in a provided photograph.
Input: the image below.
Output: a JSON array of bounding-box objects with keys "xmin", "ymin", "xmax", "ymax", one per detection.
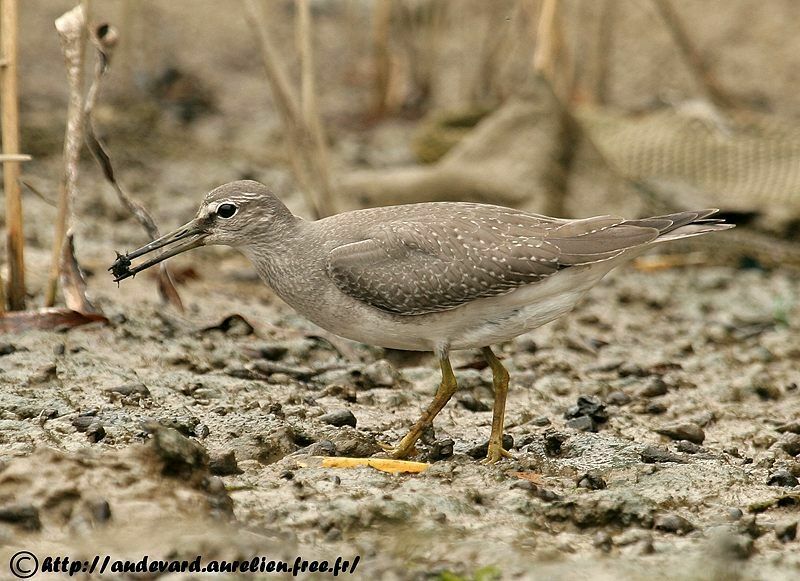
[
  {"xmin": 481, "ymin": 346, "xmax": 513, "ymax": 463},
  {"xmin": 391, "ymin": 355, "xmax": 458, "ymax": 459}
]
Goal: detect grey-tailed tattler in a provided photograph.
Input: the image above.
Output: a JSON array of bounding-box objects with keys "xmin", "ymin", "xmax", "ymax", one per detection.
[{"xmin": 111, "ymin": 180, "xmax": 732, "ymax": 462}]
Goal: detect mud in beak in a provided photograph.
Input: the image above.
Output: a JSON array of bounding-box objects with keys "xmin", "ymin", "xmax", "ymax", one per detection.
[{"xmin": 110, "ymin": 219, "xmax": 207, "ymax": 282}]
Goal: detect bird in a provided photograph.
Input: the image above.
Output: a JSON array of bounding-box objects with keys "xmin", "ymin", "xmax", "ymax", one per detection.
[{"xmin": 111, "ymin": 180, "xmax": 733, "ymax": 463}]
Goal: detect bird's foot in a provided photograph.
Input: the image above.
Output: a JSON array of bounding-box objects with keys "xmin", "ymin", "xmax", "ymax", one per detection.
[{"xmin": 482, "ymin": 442, "xmax": 514, "ymax": 464}]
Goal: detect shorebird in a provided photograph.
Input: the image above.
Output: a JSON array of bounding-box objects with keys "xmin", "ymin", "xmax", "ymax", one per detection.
[{"xmin": 111, "ymin": 180, "xmax": 732, "ymax": 462}]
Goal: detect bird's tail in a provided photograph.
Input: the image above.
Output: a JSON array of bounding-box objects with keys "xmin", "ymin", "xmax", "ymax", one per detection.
[{"xmin": 623, "ymin": 209, "xmax": 735, "ymax": 243}]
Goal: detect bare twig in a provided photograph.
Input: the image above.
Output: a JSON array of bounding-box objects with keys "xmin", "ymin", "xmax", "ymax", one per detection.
[
  {"xmin": 650, "ymin": 0, "xmax": 734, "ymax": 109},
  {"xmin": 84, "ymin": 22, "xmax": 184, "ymax": 311},
  {"xmin": 296, "ymin": 0, "xmax": 334, "ymax": 214},
  {"xmin": 1, "ymin": 0, "xmax": 25, "ymax": 310},
  {"xmin": 241, "ymin": 0, "xmax": 334, "ymax": 218},
  {"xmin": 46, "ymin": 4, "xmax": 88, "ymax": 308},
  {"xmin": 60, "ymin": 232, "xmax": 98, "ymax": 313},
  {"xmin": 371, "ymin": 0, "xmax": 392, "ymax": 117},
  {"xmin": 0, "ymin": 153, "xmax": 29, "ymax": 162},
  {"xmin": 533, "ymin": 0, "xmax": 571, "ymax": 101}
]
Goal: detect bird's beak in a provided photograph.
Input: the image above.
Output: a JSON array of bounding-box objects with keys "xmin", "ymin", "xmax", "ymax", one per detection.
[{"xmin": 110, "ymin": 218, "xmax": 207, "ymax": 282}]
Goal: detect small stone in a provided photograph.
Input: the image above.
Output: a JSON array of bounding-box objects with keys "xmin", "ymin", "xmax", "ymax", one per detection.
[
  {"xmin": 606, "ymin": 391, "xmax": 631, "ymax": 406},
  {"xmin": 209, "ymin": 451, "xmax": 242, "ymax": 476},
  {"xmin": 297, "ymin": 439, "xmax": 337, "ymax": 456},
  {"xmin": 531, "ymin": 415, "xmax": 551, "ymax": 427},
  {"xmin": 767, "ymin": 469, "xmax": 798, "ymax": 487},
  {"xmin": 194, "ymin": 423, "xmax": 210, "ymax": 438},
  {"xmin": 655, "ymin": 422, "xmax": 705, "ymax": 444},
  {"xmin": 467, "ymin": 434, "xmax": 513, "ymax": 459},
  {"xmin": 654, "ymin": 513, "xmax": 695, "ymax": 535},
  {"xmin": 564, "ymin": 395, "xmax": 608, "ymax": 424},
  {"xmin": 326, "ymin": 427, "xmax": 381, "ymax": 458},
  {"xmin": 86, "ymin": 422, "xmax": 106, "ymax": 443},
  {"xmin": 566, "ymin": 415, "xmax": 595, "ymax": 432},
  {"xmin": 106, "ymin": 382, "xmax": 151, "ymax": 399},
  {"xmin": 727, "ymin": 508, "xmax": 743, "ymax": 521},
  {"xmin": 0, "ymin": 343, "xmax": 16, "ymax": 356},
  {"xmin": 779, "ymin": 434, "xmax": 800, "ymax": 457},
  {"xmin": 0, "ymin": 504, "xmax": 41, "ymax": 531},
  {"xmin": 72, "ymin": 412, "xmax": 97, "ymax": 432},
  {"xmin": 577, "ymin": 472, "xmax": 607, "ymax": 490},
  {"xmin": 775, "ymin": 521, "xmax": 797, "ymax": 543},
  {"xmin": 638, "ymin": 378, "xmax": 668, "ymax": 398},
  {"xmin": 457, "ymin": 394, "xmax": 491, "ymax": 412},
  {"xmin": 724, "ymin": 447, "xmax": 742, "ymax": 458},
  {"xmin": 427, "ymin": 439, "xmax": 454, "ymax": 462},
  {"xmin": 318, "ymin": 409, "xmax": 357, "ymax": 428},
  {"xmin": 641, "ymin": 445, "xmax": 686, "ymax": 464},
  {"xmin": 144, "ymin": 422, "xmax": 209, "ymax": 476},
  {"xmin": 53, "ymin": 343, "xmax": 66, "ymax": 356},
  {"xmin": 676, "ymin": 440, "xmax": 702, "ymax": 454},
  {"xmin": 644, "ymin": 402, "xmax": 668, "ymax": 414}
]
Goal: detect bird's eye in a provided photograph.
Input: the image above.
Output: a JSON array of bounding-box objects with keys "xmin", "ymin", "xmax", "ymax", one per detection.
[{"xmin": 217, "ymin": 203, "xmax": 237, "ymax": 219}]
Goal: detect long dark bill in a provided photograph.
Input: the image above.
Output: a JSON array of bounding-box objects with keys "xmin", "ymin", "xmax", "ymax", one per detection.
[{"xmin": 110, "ymin": 219, "xmax": 207, "ymax": 283}]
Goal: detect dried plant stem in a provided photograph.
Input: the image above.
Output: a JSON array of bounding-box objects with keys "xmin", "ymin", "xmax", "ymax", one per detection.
[
  {"xmin": 592, "ymin": 0, "xmax": 616, "ymax": 105},
  {"xmin": 650, "ymin": 0, "xmax": 733, "ymax": 109},
  {"xmin": 1, "ymin": 0, "xmax": 25, "ymax": 310},
  {"xmin": 46, "ymin": 4, "xmax": 88, "ymax": 307},
  {"xmin": 371, "ymin": 0, "xmax": 392, "ymax": 117},
  {"xmin": 533, "ymin": 0, "xmax": 571, "ymax": 100},
  {"xmin": 296, "ymin": 0, "xmax": 334, "ymax": 214},
  {"xmin": 242, "ymin": 0, "xmax": 334, "ymax": 218}
]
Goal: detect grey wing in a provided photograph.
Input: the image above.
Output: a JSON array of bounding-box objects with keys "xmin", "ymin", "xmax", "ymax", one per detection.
[{"xmin": 327, "ymin": 211, "xmax": 660, "ymax": 316}]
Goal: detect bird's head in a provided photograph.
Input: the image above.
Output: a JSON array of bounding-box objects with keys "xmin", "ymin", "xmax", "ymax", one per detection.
[{"xmin": 110, "ymin": 180, "xmax": 295, "ymax": 282}]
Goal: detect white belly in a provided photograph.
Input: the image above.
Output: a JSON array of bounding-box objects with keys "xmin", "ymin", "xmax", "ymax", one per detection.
[{"xmin": 305, "ymin": 263, "xmax": 611, "ymax": 352}]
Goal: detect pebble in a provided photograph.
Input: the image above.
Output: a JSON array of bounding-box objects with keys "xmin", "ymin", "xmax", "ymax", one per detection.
[
  {"xmin": 144, "ymin": 422, "xmax": 209, "ymax": 475},
  {"xmin": 675, "ymin": 440, "xmax": 703, "ymax": 454},
  {"xmin": 605, "ymin": 391, "xmax": 631, "ymax": 406},
  {"xmin": 727, "ymin": 508, "xmax": 743, "ymax": 521},
  {"xmin": 0, "ymin": 504, "xmax": 41, "ymax": 531},
  {"xmin": 427, "ymin": 439, "xmax": 454, "ymax": 462},
  {"xmin": 209, "ymin": 451, "xmax": 243, "ymax": 476},
  {"xmin": 0, "ymin": 343, "xmax": 16, "ymax": 356},
  {"xmin": 577, "ymin": 472, "xmax": 607, "ymax": 490},
  {"xmin": 779, "ymin": 434, "xmax": 800, "ymax": 456},
  {"xmin": 363, "ymin": 360, "xmax": 401, "ymax": 388},
  {"xmin": 106, "ymin": 382, "xmax": 151, "ymax": 400},
  {"xmin": 638, "ymin": 378, "xmax": 668, "ymax": 398},
  {"xmin": 531, "ymin": 415, "xmax": 551, "ymax": 427},
  {"xmin": 326, "ymin": 427, "xmax": 381, "ymax": 457},
  {"xmin": 297, "ymin": 439, "xmax": 337, "ymax": 456},
  {"xmin": 655, "ymin": 422, "xmax": 705, "ymax": 444},
  {"xmin": 566, "ymin": 415, "xmax": 595, "ymax": 432},
  {"xmin": 564, "ymin": 395, "xmax": 609, "ymax": 424},
  {"xmin": 467, "ymin": 434, "xmax": 513, "ymax": 459},
  {"xmin": 318, "ymin": 409, "xmax": 357, "ymax": 428},
  {"xmin": 654, "ymin": 513, "xmax": 695, "ymax": 535},
  {"xmin": 86, "ymin": 422, "xmax": 106, "ymax": 443},
  {"xmin": 767, "ymin": 469, "xmax": 799, "ymax": 487},
  {"xmin": 640, "ymin": 445, "xmax": 687, "ymax": 464},
  {"xmin": 644, "ymin": 402, "xmax": 668, "ymax": 415}
]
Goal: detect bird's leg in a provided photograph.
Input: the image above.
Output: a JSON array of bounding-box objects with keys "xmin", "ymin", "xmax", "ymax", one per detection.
[
  {"xmin": 481, "ymin": 346, "xmax": 513, "ymax": 463},
  {"xmin": 391, "ymin": 354, "xmax": 458, "ymax": 459}
]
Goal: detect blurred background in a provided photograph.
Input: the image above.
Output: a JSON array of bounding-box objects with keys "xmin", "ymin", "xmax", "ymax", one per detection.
[{"xmin": 2, "ymin": 2, "xmax": 800, "ymax": 578}]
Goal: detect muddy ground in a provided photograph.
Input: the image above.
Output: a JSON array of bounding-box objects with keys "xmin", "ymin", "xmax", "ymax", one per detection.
[{"xmin": 2, "ymin": 1, "xmax": 800, "ymax": 579}]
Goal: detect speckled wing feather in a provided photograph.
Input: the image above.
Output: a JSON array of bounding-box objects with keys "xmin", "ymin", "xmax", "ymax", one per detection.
[{"xmin": 327, "ymin": 205, "xmax": 712, "ymax": 316}]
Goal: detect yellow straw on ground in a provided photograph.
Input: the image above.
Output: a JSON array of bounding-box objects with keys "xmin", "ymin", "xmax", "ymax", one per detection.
[{"xmin": 298, "ymin": 456, "xmax": 429, "ymax": 474}]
